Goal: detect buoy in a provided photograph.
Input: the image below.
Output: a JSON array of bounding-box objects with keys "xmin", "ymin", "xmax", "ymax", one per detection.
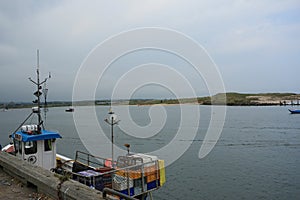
[{"xmin": 104, "ymin": 158, "xmax": 113, "ymax": 168}]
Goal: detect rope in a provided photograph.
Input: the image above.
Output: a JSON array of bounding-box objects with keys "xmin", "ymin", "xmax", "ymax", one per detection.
[
  {"xmin": 57, "ymin": 172, "xmax": 70, "ymax": 200},
  {"xmin": 11, "ymin": 112, "xmax": 33, "ymax": 136}
]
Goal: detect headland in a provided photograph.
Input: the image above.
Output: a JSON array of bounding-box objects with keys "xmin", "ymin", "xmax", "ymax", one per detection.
[{"xmin": 1, "ymin": 92, "xmax": 300, "ymax": 109}]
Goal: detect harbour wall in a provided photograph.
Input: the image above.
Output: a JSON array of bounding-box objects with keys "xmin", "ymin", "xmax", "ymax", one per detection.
[{"xmin": 0, "ymin": 152, "xmax": 104, "ymax": 200}]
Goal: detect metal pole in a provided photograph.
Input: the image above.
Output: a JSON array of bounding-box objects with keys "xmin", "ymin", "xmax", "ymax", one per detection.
[
  {"xmin": 37, "ymin": 49, "xmax": 41, "ymax": 133},
  {"xmin": 111, "ymin": 116, "xmax": 114, "ymax": 166},
  {"xmin": 105, "ymin": 108, "xmax": 120, "ymax": 167}
]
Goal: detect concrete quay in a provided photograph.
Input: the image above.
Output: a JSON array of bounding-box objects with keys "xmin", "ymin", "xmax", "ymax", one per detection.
[
  {"xmin": 0, "ymin": 167, "xmax": 51, "ymax": 200},
  {"xmin": 0, "ymin": 152, "xmax": 105, "ymax": 200}
]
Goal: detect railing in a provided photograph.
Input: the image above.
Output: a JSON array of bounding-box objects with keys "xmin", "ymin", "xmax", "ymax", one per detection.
[
  {"xmin": 75, "ymin": 150, "xmax": 108, "ymax": 168},
  {"xmin": 103, "ymin": 188, "xmax": 138, "ymax": 200},
  {"xmin": 67, "ymin": 151, "xmax": 165, "ymax": 199}
]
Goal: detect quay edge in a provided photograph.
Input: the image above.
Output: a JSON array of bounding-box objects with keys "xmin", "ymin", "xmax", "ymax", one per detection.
[{"xmin": 0, "ymin": 151, "xmax": 105, "ymax": 200}]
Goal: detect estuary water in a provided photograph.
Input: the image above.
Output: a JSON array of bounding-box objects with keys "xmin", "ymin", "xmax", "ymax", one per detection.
[{"xmin": 0, "ymin": 105, "xmax": 299, "ymax": 200}]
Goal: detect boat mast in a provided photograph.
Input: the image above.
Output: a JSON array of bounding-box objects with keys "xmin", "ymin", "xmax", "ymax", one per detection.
[
  {"xmin": 37, "ymin": 50, "xmax": 41, "ymax": 131},
  {"xmin": 29, "ymin": 50, "xmax": 48, "ymax": 133}
]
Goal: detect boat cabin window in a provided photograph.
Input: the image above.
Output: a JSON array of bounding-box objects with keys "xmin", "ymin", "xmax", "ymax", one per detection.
[
  {"xmin": 24, "ymin": 141, "xmax": 37, "ymax": 155},
  {"xmin": 14, "ymin": 139, "xmax": 22, "ymax": 154},
  {"xmin": 44, "ymin": 139, "xmax": 52, "ymax": 151}
]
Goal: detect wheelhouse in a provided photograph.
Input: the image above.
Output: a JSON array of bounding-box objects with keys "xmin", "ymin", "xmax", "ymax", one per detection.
[{"xmin": 11, "ymin": 125, "xmax": 61, "ymax": 170}]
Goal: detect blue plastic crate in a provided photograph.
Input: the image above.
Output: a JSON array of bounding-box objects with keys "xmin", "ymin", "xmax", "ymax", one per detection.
[
  {"xmin": 147, "ymin": 180, "xmax": 160, "ymax": 190},
  {"xmin": 120, "ymin": 187, "xmax": 134, "ymax": 196},
  {"xmin": 76, "ymin": 170, "xmax": 106, "ymax": 191}
]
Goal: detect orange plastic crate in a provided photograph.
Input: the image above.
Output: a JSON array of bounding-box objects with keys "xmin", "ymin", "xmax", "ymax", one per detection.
[{"xmin": 115, "ymin": 169, "xmax": 142, "ymax": 179}]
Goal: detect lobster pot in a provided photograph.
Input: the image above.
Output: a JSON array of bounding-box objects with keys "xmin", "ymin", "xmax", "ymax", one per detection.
[{"xmin": 112, "ymin": 174, "xmax": 133, "ymax": 191}]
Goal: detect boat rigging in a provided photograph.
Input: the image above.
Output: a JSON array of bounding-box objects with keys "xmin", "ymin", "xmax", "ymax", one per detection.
[{"xmin": 1, "ymin": 50, "xmax": 166, "ymax": 200}]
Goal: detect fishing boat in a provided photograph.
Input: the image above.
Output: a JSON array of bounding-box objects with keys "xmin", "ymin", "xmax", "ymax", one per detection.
[
  {"xmin": 1, "ymin": 51, "xmax": 165, "ymax": 200},
  {"xmin": 288, "ymin": 109, "xmax": 300, "ymax": 114}
]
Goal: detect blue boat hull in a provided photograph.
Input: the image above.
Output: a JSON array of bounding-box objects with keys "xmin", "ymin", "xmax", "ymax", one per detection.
[{"xmin": 288, "ymin": 109, "xmax": 300, "ymax": 114}]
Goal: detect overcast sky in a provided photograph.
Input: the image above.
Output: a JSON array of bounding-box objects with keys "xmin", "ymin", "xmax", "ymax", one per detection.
[{"xmin": 0, "ymin": 0, "xmax": 299, "ymax": 102}]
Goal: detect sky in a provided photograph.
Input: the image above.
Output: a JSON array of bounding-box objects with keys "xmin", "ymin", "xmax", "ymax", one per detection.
[{"xmin": 0, "ymin": 0, "xmax": 299, "ymax": 102}]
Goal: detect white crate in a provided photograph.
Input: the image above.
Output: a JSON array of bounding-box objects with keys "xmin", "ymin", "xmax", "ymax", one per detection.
[
  {"xmin": 112, "ymin": 174, "xmax": 133, "ymax": 191},
  {"xmin": 128, "ymin": 153, "xmax": 158, "ymax": 167}
]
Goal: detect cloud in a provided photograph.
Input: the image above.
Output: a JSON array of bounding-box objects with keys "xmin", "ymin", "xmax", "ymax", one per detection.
[{"xmin": 0, "ymin": 0, "xmax": 299, "ymax": 101}]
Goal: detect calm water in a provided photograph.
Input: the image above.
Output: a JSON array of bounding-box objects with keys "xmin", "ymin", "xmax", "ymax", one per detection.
[{"xmin": 0, "ymin": 105, "xmax": 299, "ymax": 200}]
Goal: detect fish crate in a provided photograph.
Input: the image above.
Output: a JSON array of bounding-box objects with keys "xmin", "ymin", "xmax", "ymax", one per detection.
[
  {"xmin": 95, "ymin": 167, "xmax": 113, "ymax": 188},
  {"xmin": 133, "ymin": 178, "xmax": 147, "ymax": 195},
  {"xmin": 72, "ymin": 161, "xmax": 93, "ymax": 173},
  {"xmin": 146, "ymin": 173, "xmax": 159, "ymax": 183},
  {"xmin": 147, "ymin": 180, "xmax": 160, "ymax": 190},
  {"xmin": 120, "ymin": 187, "xmax": 134, "ymax": 198},
  {"xmin": 158, "ymin": 160, "xmax": 166, "ymax": 186},
  {"xmin": 116, "ymin": 155, "xmax": 158, "ymax": 180},
  {"xmin": 112, "ymin": 174, "xmax": 133, "ymax": 191},
  {"xmin": 144, "ymin": 164, "xmax": 160, "ymax": 183},
  {"xmin": 116, "ymin": 156, "xmax": 143, "ymax": 179},
  {"xmin": 126, "ymin": 154, "xmax": 158, "ymax": 168},
  {"xmin": 75, "ymin": 170, "xmax": 106, "ymax": 191},
  {"xmin": 115, "ymin": 168, "xmax": 142, "ymax": 179},
  {"xmin": 144, "ymin": 164, "xmax": 157, "ymax": 176}
]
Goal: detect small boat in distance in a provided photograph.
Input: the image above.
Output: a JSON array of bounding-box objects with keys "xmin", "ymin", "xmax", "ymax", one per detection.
[
  {"xmin": 1, "ymin": 104, "xmax": 8, "ymax": 112},
  {"xmin": 65, "ymin": 107, "xmax": 74, "ymax": 112},
  {"xmin": 288, "ymin": 109, "xmax": 300, "ymax": 114}
]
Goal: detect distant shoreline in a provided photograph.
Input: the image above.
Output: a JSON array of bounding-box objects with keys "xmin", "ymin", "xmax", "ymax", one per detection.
[{"xmin": 1, "ymin": 92, "xmax": 300, "ymax": 109}]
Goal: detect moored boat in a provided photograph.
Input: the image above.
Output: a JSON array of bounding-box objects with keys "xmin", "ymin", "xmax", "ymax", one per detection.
[
  {"xmin": 65, "ymin": 107, "xmax": 74, "ymax": 112},
  {"xmin": 1, "ymin": 51, "xmax": 165, "ymax": 199},
  {"xmin": 288, "ymin": 109, "xmax": 300, "ymax": 114}
]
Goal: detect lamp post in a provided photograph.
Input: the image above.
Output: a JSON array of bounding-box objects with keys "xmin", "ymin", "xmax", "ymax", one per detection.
[{"xmin": 104, "ymin": 107, "xmax": 120, "ymax": 167}]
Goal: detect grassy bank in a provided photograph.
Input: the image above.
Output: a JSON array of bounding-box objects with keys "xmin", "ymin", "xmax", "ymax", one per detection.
[
  {"xmin": 1, "ymin": 93, "xmax": 300, "ymax": 109},
  {"xmin": 198, "ymin": 92, "xmax": 300, "ymax": 106}
]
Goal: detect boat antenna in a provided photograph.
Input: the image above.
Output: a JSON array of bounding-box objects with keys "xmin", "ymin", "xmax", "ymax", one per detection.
[
  {"xmin": 43, "ymin": 72, "xmax": 51, "ymax": 125},
  {"xmin": 29, "ymin": 50, "xmax": 49, "ymax": 133}
]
